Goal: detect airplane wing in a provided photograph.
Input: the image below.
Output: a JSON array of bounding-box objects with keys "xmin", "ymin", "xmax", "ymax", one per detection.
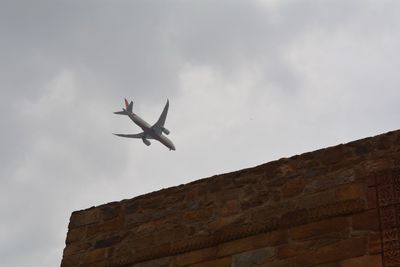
[
  {"xmin": 113, "ymin": 132, "xmax": 153, "ymax": 139},
  {"xmin": 152, "ymin": 99, "xmax": 169, "ymax": 135}
]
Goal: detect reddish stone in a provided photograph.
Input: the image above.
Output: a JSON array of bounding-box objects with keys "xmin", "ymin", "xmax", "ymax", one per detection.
[
  {"xmin": 94, "ymin": 235, "xmax": 122, "ymax": 249},
  {"xmin": 219, "ymin": 200, "xmax": 240, "ymax": 216},
  {"xmin": 184, "ymin": 207, "xmax": 213, "ymax": 222},
  {"xmin": 282, "ymin": 178, "xmax": 307, "ymax": 198},
  {"xmin": 100, "ymin": 204, "xmax": 121, "ymax": 221},
  {"xmin": 132, "ymin": 256, "xmax": 171, "ymax": 267},
  {"xmin": 367, "ymin": 187, "xmax": 378, "ymax": 209},
  {"xmin": 376, "ymin": 171, "xmax": 393, "ymax": 185},
  {"xmin": 156, "ymin": 226, "xmax": 188, "ymax": 244},
  {"xmin": 69, "ymin": 209, "xmax": 100, "ymax": 229},
  {"xmin": 380, "ymin": 206, "xmax": 397, "ymax": 229},
  {"xmin": 352, "ymin": 209, "xmax": 380, "ymax": 231},
  {"xmin": 66, "ymin": 227, "xmax": 86, "ymax": 245},
  {"xmin": 255, "ymin": 258, "xmax": 297, "ymax": 267},
  {"xmin": 232, "ymin": 247, "xmax": 275, "ymax": 266},
  {"xmin": 378, "ymin": 184, "xmax": 395, "ymax": 206},
  {"xmin": 63, "ymin": 242, "xmax": 91, "ymax": 257},
  {"xmin": 208, "ymin": 214, "xmax": 244, "ymax": 232},
  {"xmin": 174, "ymin": 247, "xmax": 217, "ymax": 266},
  {"xmin": 368, "ymin": 232, "xmax": 383, "ymax": 255},
  {"xmin": 240, "ymin": 196, "xmax": 264, "ymax": 210},
  {"xmin": 340, "ymin": 255, "xmax": 383, "ymax": 267},
  {"xmin": 280, "ymin": 209, "xmax": 309, "ymax": 228},
  {"xmin": 86, "ymin": 217, "xmax": 123, "ymax": 237},
  {"xmin": 308, "ymin": 199, "xmax": 366, "ymax": 222},
  {"xmin": 289, "ymin": 217, "xmax": 349, "ymax": 241},
  {"xmin": 83, "ymin": 248, "xmax": 108, "ymax": 264},
  {"xmin": 335, "ymin": 183, "xmax": 365, "ymax": 201},
  {"xmin": 60, "ymin": 253, "xmax": 82, "ymax": 267},
  {"xmin": 319, "ymin": 145, "xmax": 352, "ymax": 165},
  {"xmin": 217, "ymin": 230, "xmax": 287, "ymax": 257},
  {"xmin": 366, "ymin": 175, "xmax": 376, "ymax": 187},
  {"xmin": 295, "ymin": 238, "xmax": 366, "ymax": 266},
  {"xmin": 190, "ymin": 257, "xmax": 231, "ymax": 267},
  {"xmin": 277, "ymin": 241, "xmax": 315, "ymax": 259},
  {"xmin": 384, "ymin": 248, "xmax": 400, "ymax": 267}
]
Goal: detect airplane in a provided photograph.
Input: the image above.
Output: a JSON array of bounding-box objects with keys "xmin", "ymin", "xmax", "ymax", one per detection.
[{"xmin": 113, "ymin": 98, "xmax": 176, "ymax": 151}]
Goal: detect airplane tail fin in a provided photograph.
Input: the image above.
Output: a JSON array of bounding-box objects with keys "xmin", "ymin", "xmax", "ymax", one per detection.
[
  {"xmin": 124, "ymin": 98, "xmax": 133, "ymax": 113},
  {"xmin": 114, "ymin": 98, "xmax": 133, "ymax": 115}
]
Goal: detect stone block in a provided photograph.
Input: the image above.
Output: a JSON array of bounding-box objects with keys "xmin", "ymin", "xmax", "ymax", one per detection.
[
  {"xmin": 60, "ymin": 253, "xmax": 82, "ymax": 267},
  {"xmin": 240, "ymin": 196, "xmax": 264, "ymax": 210},
  {"xmin": 313, "ymin": 263, "xmax": 340, "ymax": 267},
  {"xmin": 282, "ymin": 177, "xmax": 307, "ymax": 198},
  {"xmin": 217, "ymin": 230, "xmax": 287, "ymax": 257},
  {"xmin": 124, "ymin": 212, "xmax": 152, "ymax": 227},
  {"xmin": 308, "ymin": 199, "xmax": 366, "ymax": 222},
  {"xmin": 276, "ymin": 240, "xmax": 315, "ymax": 259},
  {"xmin": 174, "ymin": 247, "xmax": 217, "ymax": 266},
  {"xmin": 219, "ymin": 200, "xmax": 240, "ymax": 216},
  {"xmin": 367, "ymin": 187, "xmax": 378, "ymax": 209},
  {"xmin": 132, "ymin": 256, "xmax": 171, "ymax": 267},
  {"xmin": 69, "ymin": 209, "xmax": 100, "ymax": 229},
  {"xmin": 256, "ymin": 258, "xmax": 297, "ymax": 267},
  {"xmin": 366, "ymin": 175, "xmax": 376, "ymax": 187},
  {"xmin": 81, "ymin": 260, "xmax": 109, "ymax": 267},
  {"xmin": 295, "ymin": 237, "xmax": 366, "ymax": 266},
  {"xmin": 368, "ymin": 232, "xmax": 382, "ymax": 254},
  {"xmin": 63, "ymin": 242, "xmax": 92, "ymax": 257},
  {"xmin": 380, "ymin": 205, "xmax": 397, "ymax": 229},
  {"xmin": 66, "ymin": 227, "xmax": 86, "ymax": 245},
  {"xmin": 100, "ymin": 204, "xmax": 121, "ymax": 221},
  {"xmin": 300, "ymin": 189, "xmax": 336, "ymax": 209},
  {"xmin": 232, "ymin": 247, "xmax": 274, "ymax": 267},
  {"xmin": 190, "ymin": 257, "xmax": 231, "ymax": 267},
  {"xmin": 335, "ymin": 183, "xmax": 365, "ymax": 201},
  {"xmin": 280, "ymin": 208, "xmax": 309, "ymax": 228},
  {"xmin": 352, "ymin": 209, "xmax": 380, "ymax": 231},
  {"xmin": 339, "ymin": 254, "xmax": 383, "ymax": 267},
  {"xmin": 86, "ymin": 217, "xmax": 123, "ymax": 237},
  {"xmin": 171, "ymin": 235, "xmax": 213, "ymax": 255},
  {"xmin": 289, "ymin": 217, "xmax": 349, "ymax": 241},
  {"xmin": 208, "ymin": 214, "xmax": 244, "ymax": 232},
  {"xmin": 184, "ymin": 207, "xmax": 214, "ymax": 222},
  {"xmin": 94, "ymin": 235, "xmax": 122, "ymax": 249},
  {"xmin": 83, "ymin": 248, "xmax": 108, "ymax": 264}
]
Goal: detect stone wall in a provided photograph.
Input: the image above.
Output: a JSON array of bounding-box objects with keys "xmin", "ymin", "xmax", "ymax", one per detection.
[{"xmin": 61, "ymin": 129, "xmax": 400, "ymax": 267}]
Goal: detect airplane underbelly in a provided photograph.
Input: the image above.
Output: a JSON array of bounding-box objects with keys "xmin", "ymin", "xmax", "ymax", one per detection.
[
  {"xmin": 159, "ymin": 135, "xmax": 175, "ymax": 150},
  {"xmin": 130, "ymin": 115, "xmax": 151, "ymax": 130}
]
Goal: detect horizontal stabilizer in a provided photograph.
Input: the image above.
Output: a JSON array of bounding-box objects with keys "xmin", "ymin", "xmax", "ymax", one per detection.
[{"xmin": 114, "ymin": 110, "xmax": 127, "ymax": 115}]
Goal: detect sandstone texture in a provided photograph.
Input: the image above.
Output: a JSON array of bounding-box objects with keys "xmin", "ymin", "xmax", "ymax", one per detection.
[{"xmin": 61, "ymin": 129, "xmax": 400, "ymax": 267}]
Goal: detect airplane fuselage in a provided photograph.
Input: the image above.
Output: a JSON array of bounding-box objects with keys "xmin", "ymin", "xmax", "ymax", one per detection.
[{"xmin": 127, "ymin": 112, "xmax": 175, "ymax": 150}]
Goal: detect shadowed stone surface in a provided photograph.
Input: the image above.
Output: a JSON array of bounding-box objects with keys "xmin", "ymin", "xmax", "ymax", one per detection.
[{"xmin": 61, "ymin": 129, "xmax": 400, "ymax": 266}]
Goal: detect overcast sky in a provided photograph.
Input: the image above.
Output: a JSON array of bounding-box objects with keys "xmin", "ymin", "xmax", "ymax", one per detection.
[{"xmin": 1, "ymin": 1, "xmax": 400, "ymax": 266}]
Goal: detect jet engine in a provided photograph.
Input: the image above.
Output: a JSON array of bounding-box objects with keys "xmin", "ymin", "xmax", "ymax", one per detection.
[
  {"xmin": 162, "ymin": 127, "xmax": 170, "ymax": 135},
  {"xmin": 142, "ymin": 138, "xmax": 151, "ymax": 146}
]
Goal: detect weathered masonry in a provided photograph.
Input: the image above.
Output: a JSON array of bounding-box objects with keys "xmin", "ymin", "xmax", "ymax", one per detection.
[{"xmin": 61, "ymin": 129, "xmax": 400, "ymax": 267}]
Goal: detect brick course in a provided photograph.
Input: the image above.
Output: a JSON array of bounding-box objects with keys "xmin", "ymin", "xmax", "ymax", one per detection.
[{"xmin": 61, "ymin": 129, "xmax": 400, "ymax": 266}]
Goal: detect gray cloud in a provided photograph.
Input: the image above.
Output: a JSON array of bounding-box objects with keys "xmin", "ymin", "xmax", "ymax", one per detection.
[{"xmin": 1, "ymin": 1, "xmax": 400, "ymax": 266}]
